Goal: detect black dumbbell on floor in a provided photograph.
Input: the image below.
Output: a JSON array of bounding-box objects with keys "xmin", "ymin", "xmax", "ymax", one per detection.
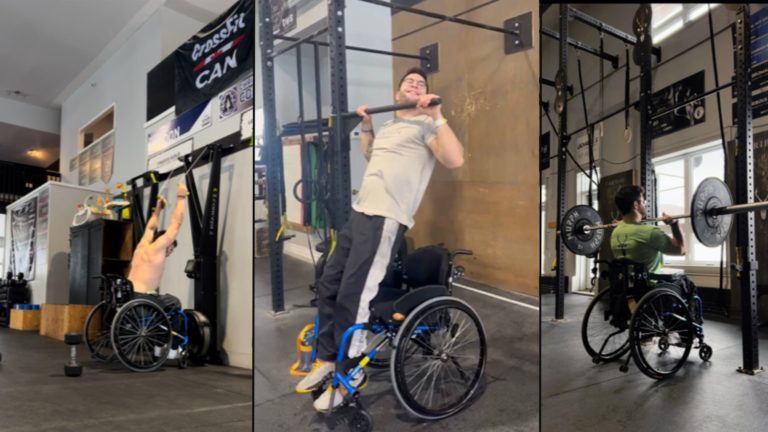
[{"xmin": 64, "ymin": 332, "xmax": 83, "ymax": 377}]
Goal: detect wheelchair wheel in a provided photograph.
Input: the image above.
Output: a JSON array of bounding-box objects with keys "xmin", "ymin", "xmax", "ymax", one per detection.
[
  {"xmin": 581, "ymin": 287, "xmax": 630, "ymax": 362},
  {"xmin": 84, "ymin": 301, "xmax": 115, "ymax": 362},
  {"xmin": 629, "ymin": 286, "xmax": 695, "ymax": 380},
  {"xmin": 110, "ymin": 299, "xmax": 172, "ymax": 372},
  {"xmin": 391, "ymin": 297, "xmax": 486, "ymax": 420}
]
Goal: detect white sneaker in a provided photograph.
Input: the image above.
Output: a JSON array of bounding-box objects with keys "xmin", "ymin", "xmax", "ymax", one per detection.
[
  {"xmin": 312, "ymin": 370, "xmax": 367, "ymax": 412},
  {"xmin": 295, "ymin": 361, "xmax": 335, "ymax": 393}
]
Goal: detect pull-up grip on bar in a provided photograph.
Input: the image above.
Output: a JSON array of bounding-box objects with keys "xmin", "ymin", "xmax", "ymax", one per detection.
[{"xmin": 340, "ymin": 98, "xmax": 442, "ymax": 134}]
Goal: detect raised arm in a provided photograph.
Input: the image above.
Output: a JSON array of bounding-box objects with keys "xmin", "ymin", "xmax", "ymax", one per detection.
[
  {"xmin": 356, "ymin": 105, "xmax": 375, "ymax": 162},
  {"xmin": 153, "ymin": 183, "xmax": 188, "ymax": 249},
  {"xmin": 419, "ymin": 95, "xmax": 464, "ymax": 169},
  {"xmin": 139, "ymin": 198, "xmax": 164, "ymax": 245}
]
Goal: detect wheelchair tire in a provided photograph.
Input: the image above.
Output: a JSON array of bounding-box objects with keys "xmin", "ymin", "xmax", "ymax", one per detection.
[
  {"xmin": 391, "ymin": 296, "xmax": 486, "ymax": 420},
  {"xmin": 111, "ymin": 299, "xmax": 173, "ymax": 373},
  {"xmin": 581, "ymin": 288, "xmax": 630, "ymax": 362},
  {"xmin": 629, "ymin": 286, "xmax": 694, "ymax": 380},
  {"xmin": 84, "ymin": 301, "xmax": 115, "ymax": 362}
]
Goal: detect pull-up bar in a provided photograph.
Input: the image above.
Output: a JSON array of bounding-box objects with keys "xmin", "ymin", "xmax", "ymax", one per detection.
[
  {"xmin": 274, "ymin": 34, "xmax": 428, "ymax": 61},
  {"xmin": 568, "ymin": 6, "xmax": 662, "ymax": 62},
  {"xmin": 357, "ymin": 0, "xmax": 519, "ymax": 37},
  {"xmin": 340, "ymin": 97, "xmax": 442, "ymax": 134},
  {"xmin": 271, "ymin": 27, "xmax": 329, "ymax": 58},
  {"xmin": 542, "ymin": 27, "xmax": 619, "ymax": 68}
]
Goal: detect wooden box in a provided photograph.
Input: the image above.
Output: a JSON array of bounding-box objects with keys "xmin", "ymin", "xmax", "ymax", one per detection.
[
  {"xmin": 39, "ymin": 304, "xmax": 93, "ymax": 341},
  {"xmin": 9, "ymin": 309, "xmax": 41, "ymax": 331}
]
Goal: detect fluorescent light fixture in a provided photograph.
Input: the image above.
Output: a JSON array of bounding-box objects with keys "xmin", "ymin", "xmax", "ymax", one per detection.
[
  {"xmin": 687, "ymin": 4, "xmax": 717, "ymax": 22},
  {"xmin": 654, "ymin": 19, "xmax": 685, "ymax": 43}
]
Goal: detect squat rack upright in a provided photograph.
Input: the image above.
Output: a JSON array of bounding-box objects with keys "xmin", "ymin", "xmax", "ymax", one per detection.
[{"xmin": 258, "ymin": 0, "xmax": 531, "ymax": 314}]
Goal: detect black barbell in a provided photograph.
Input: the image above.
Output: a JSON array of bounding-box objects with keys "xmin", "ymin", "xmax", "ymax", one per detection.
[{"xmin": 558, "ymin": 177, "xmax": 754, "ymax": 256}]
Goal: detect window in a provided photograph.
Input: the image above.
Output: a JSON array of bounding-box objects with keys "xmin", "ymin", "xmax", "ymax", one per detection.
[
  {"xmin": 654, "ymin": 143, "xmax": 725, "ymax": 266},
  {"xmin": 652, "ymin": 4, "xmax": 720, "ymax": 44},
  {"xmin": 79, "ymin": 106, "xmax": 114, "ymax": 150}
]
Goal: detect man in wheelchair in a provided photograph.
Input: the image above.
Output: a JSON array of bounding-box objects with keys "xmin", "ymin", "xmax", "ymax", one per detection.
[
  {"xmin": 127, "ymin": 182, "xmax": 187, "ymax": 309},
  {"xmin": 295, "ymin": 68, "xmax": 466, "ymax": 412},
  {"xmin": 608, "ymin": 185, "xmax": 704, "ymax": 316}
]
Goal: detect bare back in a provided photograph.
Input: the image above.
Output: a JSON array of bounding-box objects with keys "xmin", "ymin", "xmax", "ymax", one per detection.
[{"xmin": 128, "ymin": 239, "xmax": 170, "ymax": 293}]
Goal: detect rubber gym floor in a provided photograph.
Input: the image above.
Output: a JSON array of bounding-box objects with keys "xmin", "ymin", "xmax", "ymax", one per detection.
[
  {"xmin": 541, "ymin": 292, "xmax": 768, "ymax": 432},
  {"xmin": 0, "ymin": 322, "xmax": 252, "ymax": 431},
  {"xmin": 254, "ymin": 255, "xmax": 540, "ymax": 431}
]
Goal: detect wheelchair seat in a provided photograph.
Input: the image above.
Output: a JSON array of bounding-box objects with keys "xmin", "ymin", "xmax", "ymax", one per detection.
[
  {"xmin": 370, "ymin": 285, "xmax": 448, "ymax": 323},
  {"xmin": 135, "ymin": 293, "xmax": 182, "ymax": 313}
]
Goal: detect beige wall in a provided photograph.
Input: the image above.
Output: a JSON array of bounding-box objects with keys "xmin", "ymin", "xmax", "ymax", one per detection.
[{"xmin": 393, "ymin": 0, "xmax": 540, "ymax": 296}]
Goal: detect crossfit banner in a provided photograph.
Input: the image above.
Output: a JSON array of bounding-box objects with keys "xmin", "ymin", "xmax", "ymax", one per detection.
[
  {"xmin": 174, "ymin": 0, "xmax": 254, "ymax": 115},
  {"xmin": 146, "ymin": 100, "xmax": 212, "ymax": 156},
  {"xmin": 10, "ymin": 198, "xmax": 37, "ymax": 280}
]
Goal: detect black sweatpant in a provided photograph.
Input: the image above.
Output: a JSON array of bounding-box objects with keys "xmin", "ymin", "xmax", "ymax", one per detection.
[{"xmin": 316, "ymin": 211, "xmax": 405, "ymax": 361}]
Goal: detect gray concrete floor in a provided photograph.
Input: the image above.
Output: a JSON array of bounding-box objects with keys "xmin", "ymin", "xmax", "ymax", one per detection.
[
  {"xmin": 254, "ymin": 255, "xmax": 540, "ymax": 432},
  {"xmin": 0, "ymin": 322, "xmax": 252, "ymax": 431},
  {"xmin": 542, "ymin": 292, "xmax": 768, "ymax": 432}
]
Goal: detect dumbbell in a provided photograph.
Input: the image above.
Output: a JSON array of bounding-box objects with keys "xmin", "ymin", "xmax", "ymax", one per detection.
[{"xmin": 64, "ymin": 332, "xmax": 83, "ymax": 377}]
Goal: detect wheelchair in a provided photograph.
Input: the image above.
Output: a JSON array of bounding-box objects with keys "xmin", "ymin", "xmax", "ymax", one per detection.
[
  {"xmin": 83, "ymin": 275, "xmax": 211, "ymax": 372},
  {"xmin": 296, "ymin": 244, "xmax": 487, "ymax": 427},
  {"xmin": 581, "ymin": 259, "xmax": 712, "ymax": 380}
]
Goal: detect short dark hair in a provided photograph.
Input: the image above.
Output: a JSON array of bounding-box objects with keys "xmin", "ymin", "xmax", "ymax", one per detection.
[
  {"xmin": 398, "ymin": 67, "xmax": 429, "ymax": 92},
  {"xmin": 153, "ymin": 230, "xmax": 178, "ymax": 248},
  {"xmin": 615, "ymin": 185, "xmax": 645, "ymax": 215}
]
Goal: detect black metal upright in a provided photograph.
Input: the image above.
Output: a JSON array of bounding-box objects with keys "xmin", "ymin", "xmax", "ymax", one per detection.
[
  {"xmin": 638, "ymin": 21, "xmax": 655, "ymax": 218},
  {"xmin": 328, "ymin": 0, "xmax": 352, "ymax": 229},
  {"xmin": 258, "ymin": 0, "xmax": 285, "ymax": 313},
  {"xmin": 734, "ymin": 5, "xmax": 760, "ymax": 374},
  {"xmin": 554, "ymin": 4, "xmax": 569, "ymax": 320},
  {"xmin": 184, "ymin": 145, "xmax": 223, "ymax": 364}
]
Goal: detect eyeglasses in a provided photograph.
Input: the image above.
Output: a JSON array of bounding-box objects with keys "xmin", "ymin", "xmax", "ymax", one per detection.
[{"xmin": 403, "ymin": 78, "xmax": 427, "ymax": 89}]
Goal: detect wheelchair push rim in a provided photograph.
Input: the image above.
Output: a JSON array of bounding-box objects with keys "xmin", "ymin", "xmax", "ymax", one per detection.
[
  {"xmin": 581, "ymin": 287, "xmax": 630, "ymax": 362},
  {"xmin": 391, "ymin": 296, "xmax": 487, "ymax": 420},
  {"xmin": 110, "ymin": 299, "xmax": 173, "ymax": 372},
  {"xmin": 84, "ymin": 301, "xmax": 116, "ymax": 362},
  {"xmin": 629, "ymin": 286, "xmax": 695, "ymax": 380}
]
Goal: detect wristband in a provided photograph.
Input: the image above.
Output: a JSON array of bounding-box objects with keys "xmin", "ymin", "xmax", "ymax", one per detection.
[
  {"xmin": 435, "ymin": 117, "xmax": 448, "ymax": 128},
  {"xmin": 361, "ymin": 129, "xmax": 374, "ymax": 133}
]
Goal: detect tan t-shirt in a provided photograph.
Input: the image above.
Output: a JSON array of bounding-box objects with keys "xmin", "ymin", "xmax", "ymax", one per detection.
[{"xmin": 352, "ymin": 115, "xmax": 437, "ymax": 228}]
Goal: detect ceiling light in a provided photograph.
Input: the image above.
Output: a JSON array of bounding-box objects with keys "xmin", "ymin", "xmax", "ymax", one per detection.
[{"xmin": 27, "ymin": 149, "xmax": 43, "ymax": 158}]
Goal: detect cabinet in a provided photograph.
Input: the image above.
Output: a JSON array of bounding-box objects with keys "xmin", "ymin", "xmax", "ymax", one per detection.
[{"xmin": 68, "ymin": 219, "xmax": 132, "ymax": 305}]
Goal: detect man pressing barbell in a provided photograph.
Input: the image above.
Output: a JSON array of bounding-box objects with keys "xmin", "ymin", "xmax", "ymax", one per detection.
[{"xmin": 611, "ymin": 185, "xmax": 686, "ymax": 273}]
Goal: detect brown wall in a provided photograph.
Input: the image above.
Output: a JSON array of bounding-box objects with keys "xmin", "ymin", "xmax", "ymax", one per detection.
[{"xmin": 392, "ymin": 0, "xmax": 539, "ymax": 296}]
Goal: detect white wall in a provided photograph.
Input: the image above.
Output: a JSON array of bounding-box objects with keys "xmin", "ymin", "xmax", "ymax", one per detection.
[
  {"xmin": 541, "ymin": 5, "xmax": 743, "ymax": 290},
  {"xmin": 58, "ymin": 5, "xmax": 253, "ymax": 368}
]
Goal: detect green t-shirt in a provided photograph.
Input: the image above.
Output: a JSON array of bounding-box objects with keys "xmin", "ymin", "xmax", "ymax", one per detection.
[{"xmin": 610, "ymin": 221, "xmax": 670, "ymax": 273}]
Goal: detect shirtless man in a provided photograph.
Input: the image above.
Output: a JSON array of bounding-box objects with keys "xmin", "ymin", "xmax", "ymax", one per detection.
[{"xmin": 128, "ymin": 183, "xmax": 188, "ymax": 294}]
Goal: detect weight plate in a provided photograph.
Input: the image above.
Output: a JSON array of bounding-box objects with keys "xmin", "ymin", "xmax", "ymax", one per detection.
[
  {"xmin": 633, "ymin": 4, "xmax": 652, "ymax": 36},
  {"xmin": 555, "ymin": 94, "xmax": 565, "ymax": 115},
  {"xmin": 555, "ymin": 67, "xmax": 566, "ymax": 92},
  {"xmin": 693, "ymin": 105, "xmax": 705, "ymax": 120},
  {"xmin": 691, "ymin": 177, "xmax": 733, "ymax": 248},
  {"xmin": 561, "ymin": 205, "xmax": 605, "ymax": 256},
  {"xmin": 633, "ymin": 34, "xmax": 652, "ymax": 66}
]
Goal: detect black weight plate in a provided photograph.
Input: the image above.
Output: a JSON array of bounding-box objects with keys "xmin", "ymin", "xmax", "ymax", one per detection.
[
  {"xmin": 633, "ymin": 34, "xmax": 652, "ymax": 66},
  {"xmin": 633, "ymin": 4, "xmax": 652, "ymax": 36},
  {"xmin": 185, "ymin": 309, "xmax": 211, "ymax": 359},
  {"xmin": 555, "ymin": 94, "xmax": 565, "ymax": 115},
  {"xmin": 555, "ymin": 68, "xmax": 566, "ymax": 92},
  {"xmin": 561, "ymin": 205, "xmax": 605, "ymax": 256},
  {"xmin": 691, "ymin": 177, "xmax": 733, "ymax": 248}
]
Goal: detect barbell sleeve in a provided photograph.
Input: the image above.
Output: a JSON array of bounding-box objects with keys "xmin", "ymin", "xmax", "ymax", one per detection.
[{"xmin": 709, "ymin": 200, "xmax": 768, "ymax": 216}]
